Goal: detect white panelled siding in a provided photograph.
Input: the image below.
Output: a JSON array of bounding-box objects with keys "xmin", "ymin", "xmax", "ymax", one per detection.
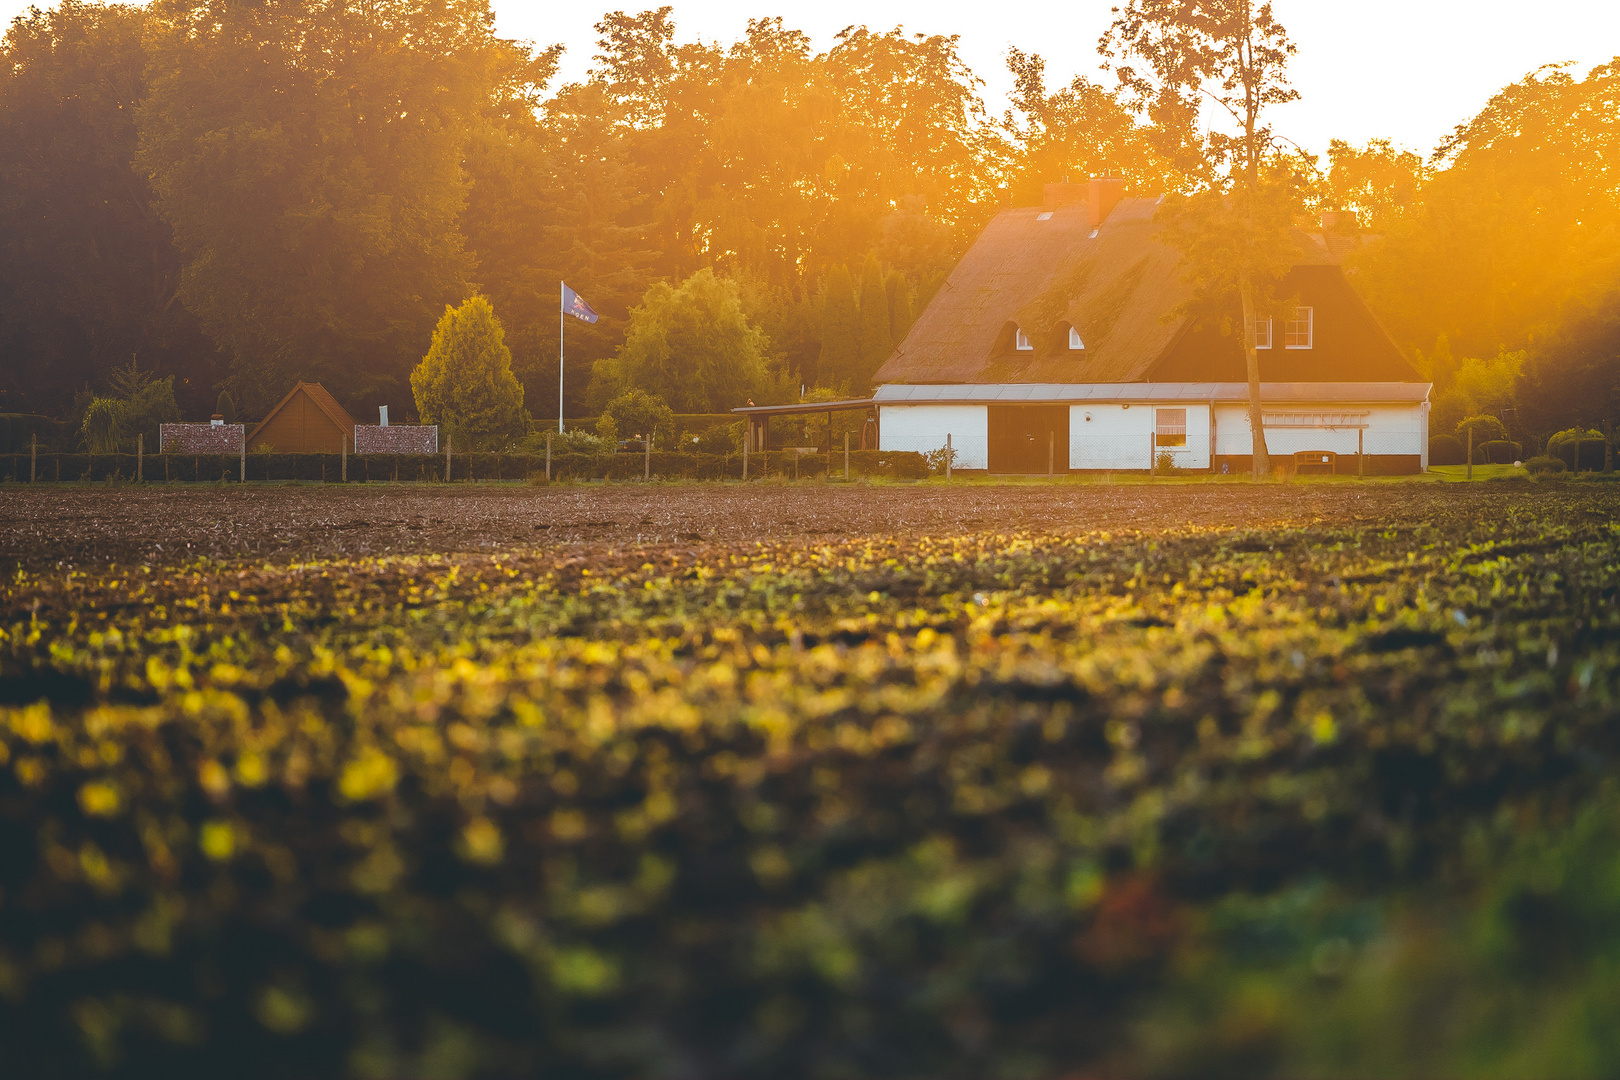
[{"xmin": 878, "ymin": 404, "xmax": 989, "ymax": 469}]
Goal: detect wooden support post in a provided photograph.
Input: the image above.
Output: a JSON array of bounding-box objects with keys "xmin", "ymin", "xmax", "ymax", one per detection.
[
  {"xmin": 1048, "ymin": 431, "xmax": 1054, "ymax": 477},
  {"xmin": 1467, "ymin": 426, "xmax": 1473, "ymax": 481},
  {"xmin": 546, "ymin": 432, "xmax": 552, "ymax": 481},
  {"xmin": 1606, "ymin": 419, "xmax": 1613, "ymax": 473},
  {"xmin": 30, "ymin": 434, "xmax": 36, "ymax": 483},
  {"xmin": 644, "ymin": 432, "xmax": 650, "ymax": 481},
  {"xmin": 945, "ymin": 434, "xmax": 952, "ymax": 481},
  {"xmin": 743, "ymin": 427, "xmax": 749, "ymax": 481},
  {"xmin": 446, "ymin": 434, "xmax": 452, "ymax": 482},
  {"xmin": 1149, "ymin": 432, "xmax": 1155, "ymax": 477},
  {"xmin": 342, "ymin": 435, "xmax": 348, "ymax": 482},
  {"xmin": 844, "ymin": 431, "xmax": 850, "ymax": 481},
  {"xmin": 137, "ymin": 432, "xmax": 143, "ymax": 482},
  {"xmin": 1358, "ymin": 427, "xmax": 1365, "ymax": 477},
  {"xmin": 240, "ymin": 441, "xmax": 246, "ymax": 483}
]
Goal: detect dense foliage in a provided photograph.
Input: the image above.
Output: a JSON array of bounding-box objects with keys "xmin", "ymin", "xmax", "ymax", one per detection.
[
  {"xmin": 1, "ymin": 491, "xmax": 1618, "ymax": 1076},
  {"xmin": 411, "ymin": 297, "xmax": 527, "ymax": 451}
]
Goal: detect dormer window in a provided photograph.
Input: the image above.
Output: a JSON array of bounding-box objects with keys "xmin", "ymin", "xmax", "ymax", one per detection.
[
  {"xmin": 1285, "ymin": 306, "xmax": 1314, "ymax": 349},
  {"xmin": 1249, "ymin": 317, "xmax": 1273, "ymax": 350},
  {"xmin": 1068, "ymin": 325, "xmax": 1084, "ymax": 351},
  {"xmin": 1014, "ymin": 327, "xmax": 1033, "ymax": 351}
]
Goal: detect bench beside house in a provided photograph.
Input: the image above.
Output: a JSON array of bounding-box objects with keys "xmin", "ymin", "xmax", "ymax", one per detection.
[{"xmin": 873, "ymin": 178, "xmax": 1431, "ymax": 475}]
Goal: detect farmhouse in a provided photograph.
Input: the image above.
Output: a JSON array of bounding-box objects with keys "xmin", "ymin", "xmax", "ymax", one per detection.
[
  {"xmin": 248, "ymin": 381, "xmax": 358, "ymax": 454},
  {"xmin": 873, "ymin": 179, "xmax": 1431, "ymax": 474}
]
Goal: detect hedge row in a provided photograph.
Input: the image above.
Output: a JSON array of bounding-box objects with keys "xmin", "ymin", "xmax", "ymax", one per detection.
[{"xmin": 0, "ymin": 450, "xmax": 930, "ymax": 483}]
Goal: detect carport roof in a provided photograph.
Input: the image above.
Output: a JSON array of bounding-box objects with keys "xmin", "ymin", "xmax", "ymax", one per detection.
[{"xmin": 873, "ymin": 383, "xmax": 1432, "ymax": 405}]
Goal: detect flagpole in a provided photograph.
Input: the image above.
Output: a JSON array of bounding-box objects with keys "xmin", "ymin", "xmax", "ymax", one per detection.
[{"xmin": 558, "ymin": 281, "xmax": 565, "ymax": 435}]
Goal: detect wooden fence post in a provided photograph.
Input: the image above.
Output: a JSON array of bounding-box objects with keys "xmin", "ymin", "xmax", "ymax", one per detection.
[
  {"xmin": 1358, "ymin": 427, "xmax": 1365, "ymax": 477},
  {"xmin": 1048, "ymin": 431, "xmax": 1054, "ymax": 478},
  {"xmin": 30, "ymin": 433, "xmax": 36, "ymax": 483},
  {"xmin": 137, "ymin": 432, "xmax": 143, "ymax": 482},
  {"xmin": 240, "ymin": 441, "xmax": 246, "ymax": 483},
  {"xmin": 743, "ymin": 431, "xmax": 749, "ymax": 481},
  {"xmin": 1467, "ymin": 426, "xmax": 1473, "ymax": 481},
  {"xmin": 844, "ymin": 431, "xmax": 850, "ymax": 481},
  {"xmin": 1149, "ymin": 432, "xmax": 1155, "ymax": 478},
  {"xmin": 945, "ymin": 433, "xmax": 952, "ymax": 481},
  {"xmin": 644, "ymin": 433, "xmax": 650, "ymax": 481},
  {"xmin": 342, "ymin": 435, "xmax": 348, "ymax": 482},
  {"xmin": 546, "ymin": 433, "xmax": 552, "ymax": 481},
  {"xmin": 446, "ymin": 434, "xmax": 452, "ymax": 482}
]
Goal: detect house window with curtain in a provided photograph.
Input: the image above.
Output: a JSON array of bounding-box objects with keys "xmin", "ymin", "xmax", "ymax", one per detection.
[{"xmin": 1155, "ymin": 407, "xmax": 1187, "ymax": 447}]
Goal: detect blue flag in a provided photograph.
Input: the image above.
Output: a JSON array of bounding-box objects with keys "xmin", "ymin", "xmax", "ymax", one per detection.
[{"xmin": 562, "ymin": 283, "xmax": 599, "ymax": 324}]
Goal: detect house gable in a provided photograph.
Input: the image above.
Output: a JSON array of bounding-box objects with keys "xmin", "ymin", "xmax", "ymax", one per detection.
[
  {"xmin": 248, "ymin": 382, "xmax": 358, "ymax": 453},
  {"xmin": 1147, "ymin": 264, "xmax": 1422, "ymax": 383}
]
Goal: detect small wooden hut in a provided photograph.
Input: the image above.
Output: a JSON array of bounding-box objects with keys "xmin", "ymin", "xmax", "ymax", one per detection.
[{"xmin": 247, "ymin": 382, "xmax": 357, "ymax": 453}]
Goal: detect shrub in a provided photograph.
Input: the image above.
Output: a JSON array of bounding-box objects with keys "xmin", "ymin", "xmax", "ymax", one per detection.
[
  {"xmin": 1474, "ymin": 439, "xmax": 1522, "ymax": 465},
  {"xmin": 1429, "ymin": 434, "xmax": 1465, "ymax": 466},
  {"xmin": 1525, "ymin": 455, "xmax": 1567, "ymax": 475},
  {"xmin": 603, "ymin": 389, "xmax": 675, "ymax": 447},
  {"xmin": 922, "ymin": 445, "xmax": 957, "ymax": 475},
  {"xmin": 693, "ymin": 421, "xmax": 743, "ymax": 454},
  {"xmin": 1549, "ymin": 433, "xmax": 1609, "ymax": 471},
  {"xmin": 1457, "ymin": 415, "xmax": 1509, "ymax": 445}
]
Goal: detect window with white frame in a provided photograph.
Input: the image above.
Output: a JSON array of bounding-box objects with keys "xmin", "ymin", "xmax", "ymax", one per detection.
[
  {"xmin": 1284, "ymin": 306, "xmax": 1314, "ymax": 349},
  {"xmin": 1249, "ymin": 317, "xmax": 1273, "ymax": 350},
  {"xmin": 1068, "ymin": 325, "xmax": 1084, "ymax": 350},
  {"xmin": 1155, "ymin": 407, "xmax": 1187, "ymax": 447},
  {"xmin": 1014, "ymin": 327, "xmax": 1033, "ymax": 351}
]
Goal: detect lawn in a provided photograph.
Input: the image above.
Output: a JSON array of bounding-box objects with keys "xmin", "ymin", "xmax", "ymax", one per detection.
[{"xmin": 2, "ymin": 484, "xmax": 1618, "ymax": 1078}]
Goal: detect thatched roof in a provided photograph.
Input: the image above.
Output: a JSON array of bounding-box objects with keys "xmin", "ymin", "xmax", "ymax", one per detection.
[{"xmin": 874, "ymin": 197, "xmax": 1418, "ymax": 386}]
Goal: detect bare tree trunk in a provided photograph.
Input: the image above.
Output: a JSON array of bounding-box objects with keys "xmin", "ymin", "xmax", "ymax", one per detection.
[{"xmin": 1238, "ymin": 272, "xmax": 1271, "ymax": 479}]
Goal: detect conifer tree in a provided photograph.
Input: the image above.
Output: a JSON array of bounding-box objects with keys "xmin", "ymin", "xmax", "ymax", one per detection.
[
  {"xmin": 816, "ymin": 264, "xmax": 859, "ymax": 390},
  {"xmin": 411, "ymin": 296, "xmax": 525, "ymax": 450},
  {"xmin": 855, "ymin": 254, "xmax": 893, "ymax": 386},
  {"xmin": 886, "ymin": 272, "xmax": 915, "ymax": 343}
]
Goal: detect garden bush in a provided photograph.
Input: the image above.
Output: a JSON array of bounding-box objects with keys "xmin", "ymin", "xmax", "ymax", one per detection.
[
  {"xmin": 1524, "ymin": 454, "xmax": 1566, "ymax": 476},
  {"xmin": 1427, "ymin": 434, "xmax": 1465, "ymax": 465},
  {"xmin": 1473, "ymin": 439, "xmax": 1521, "ymax": 465},
  {"xmin": 1550, "ymin": 436, "xmax": 1609, "ymax": 472}
]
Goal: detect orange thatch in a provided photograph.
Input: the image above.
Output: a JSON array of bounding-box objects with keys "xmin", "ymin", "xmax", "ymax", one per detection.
[
  {"xmin": 246, "ymin": 382, "xmax": 358, "ymax": 453},
  {"xmin": 874, "ymin": 197, "xmax": 1419, "ymax": 387}
]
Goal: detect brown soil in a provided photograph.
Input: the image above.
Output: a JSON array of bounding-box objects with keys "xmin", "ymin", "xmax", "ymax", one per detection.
[{"xmin": 0, "ymin": 480, "xmax": 1531, "ymax": 569}]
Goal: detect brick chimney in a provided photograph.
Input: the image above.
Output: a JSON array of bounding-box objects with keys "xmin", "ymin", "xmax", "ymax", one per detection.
[{"xmin": 1088, "ymin": 177, "xmax": 1125, "ymax": 230}]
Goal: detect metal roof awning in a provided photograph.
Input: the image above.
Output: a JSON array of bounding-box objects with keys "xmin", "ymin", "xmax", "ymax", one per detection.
[
  {"xmin": 731, "ymin": 398, "xmax": 876, "ymax": 417},
  {"xmin": 873, "ymin": 382, "xmax": 1432, "ymax": 405}
]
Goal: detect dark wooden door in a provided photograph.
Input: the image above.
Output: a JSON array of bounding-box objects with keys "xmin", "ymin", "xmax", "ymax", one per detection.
[{"xmin": 987, "ymin": 405, "xmax": 1069, "ymax": 473}]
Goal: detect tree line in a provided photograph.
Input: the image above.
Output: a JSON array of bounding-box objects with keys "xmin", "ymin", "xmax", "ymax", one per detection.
[{"xmin": 0, "ymin": 0, "xmax": 1615, "ymax": 456}]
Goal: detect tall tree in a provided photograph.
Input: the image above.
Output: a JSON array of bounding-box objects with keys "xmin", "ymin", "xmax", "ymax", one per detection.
[
  {"xmin": 0, "ymin": 1, "xmax": 217, "ymax": 417},
  {"xmin": 137, "ymin": 0, "xmax": 508, "ymax": 414},
  {"xmin": 411, "ymin": 295, "xmax": 525, "ymax": 450},
  {"xmin": 1001, "ymin": 48, "xmax": 1181, "ymax": 204},
  {"xmin": 855, "ymin": 254, "xmax": 892, "ymax": 386},
  {"xmin": 1349, "ymin": 61, "xmax": 1620, "ymax": 359},
  {"xmin": 816, "ymin": 264, "xmax": 859, "ymax": 391},
  {"xmin": 1103, "ymin": 0, "xmax": 1303, "ymax": 478},
  {"xmin": 593, "ymin": 268, "xmax": 768, "ymax": 413}
]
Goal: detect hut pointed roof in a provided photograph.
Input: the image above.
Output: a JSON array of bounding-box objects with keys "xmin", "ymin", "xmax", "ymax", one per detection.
[{"xmin": 247, "ymin": 382, "xmax": 357, "ymax": 447}]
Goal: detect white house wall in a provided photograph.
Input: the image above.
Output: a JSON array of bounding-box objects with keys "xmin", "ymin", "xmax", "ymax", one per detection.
[
  {"xmin": 879, "ymin": 404, "xmax": 989, "ymax": 469},
  {"xmin": 1213, "ymin": 403, "xmax": 1425, "ymax": 459},
  {"xmin": 1067, "ymin": 404, "xmax": 1212, "ymax": 470},
  {"xmin": 878, "ymin": 392, "xmax": 1428, "ymax": 470}
]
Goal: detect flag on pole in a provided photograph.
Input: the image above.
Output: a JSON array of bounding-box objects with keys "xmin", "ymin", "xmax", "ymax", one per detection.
[{"xmin": 562, "ymin": 283, "xmax": 599, "ymax": 324}]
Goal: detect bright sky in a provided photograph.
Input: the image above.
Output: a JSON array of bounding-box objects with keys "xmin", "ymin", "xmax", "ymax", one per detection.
[{"xmin": 5, "ymin": 0, "xmax": 1617, "ymax": 157}]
